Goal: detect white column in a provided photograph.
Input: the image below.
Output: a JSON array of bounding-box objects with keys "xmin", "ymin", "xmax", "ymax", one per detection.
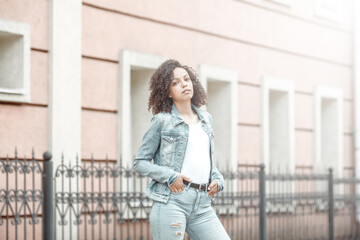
[{"xmin": 49, "ymin": 0, "xmax": 82, "ymax": 239}]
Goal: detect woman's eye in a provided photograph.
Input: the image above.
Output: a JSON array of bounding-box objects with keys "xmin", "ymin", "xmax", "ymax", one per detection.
[
  {"xmin": 172, "ymin": 82, "xmax": 179, "ymax": 86},
  {"xmin": 185, "ymin": 78, "xmax": 190, "ymax": 81}
]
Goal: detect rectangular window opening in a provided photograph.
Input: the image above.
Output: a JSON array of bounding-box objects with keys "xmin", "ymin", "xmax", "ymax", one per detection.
[
  {"xmin": 269, "ymin": 90, "xmax": 290, "ymax": 174},
  {"xmin": 262, "ymin": 76, "xmax": 295, "ymax": 212},
  {"xmin": 207, "ymin": 80, "xmax": 232, "ymax": 171},
  {"xmin": 0, "ymin": 19, "xmax": 30, "ymax": 102}
]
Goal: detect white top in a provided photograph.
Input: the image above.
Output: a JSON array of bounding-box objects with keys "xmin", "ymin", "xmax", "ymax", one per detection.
[{"xmin": 180, "ymin": 121, "xmax": 211, "ymax": 184}]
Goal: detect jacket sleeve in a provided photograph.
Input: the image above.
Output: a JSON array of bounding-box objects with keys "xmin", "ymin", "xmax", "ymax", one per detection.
[
  {"xmin": 208, "ymin": 112, "xmax": 225, "ymax": 192},
  {"xmin": 133, "ymin": 115, "xmax": 179, "ymax": 185}
]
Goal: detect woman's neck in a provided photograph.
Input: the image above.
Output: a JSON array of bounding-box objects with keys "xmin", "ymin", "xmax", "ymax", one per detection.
[
  {"xmin": 173, "ymin": 101, "xmax": 192, "ymax": 116},
  {"xmin": 173, "ymin": 101, "xmax": 199, "ymax": 124}
]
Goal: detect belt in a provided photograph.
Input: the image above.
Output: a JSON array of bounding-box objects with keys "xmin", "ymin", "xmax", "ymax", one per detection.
[{"xmin": 183, "ymin": 180, "xmax": 209, "ymax": 191}]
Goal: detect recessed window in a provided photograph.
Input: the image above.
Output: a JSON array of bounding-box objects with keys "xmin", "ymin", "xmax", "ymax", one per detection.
[
  {"xmin": 268, "ymin": 90, "xmax": 291, "ymax": 172},
  {"xmin": 262, "ymin": 76, "xmax": 295, "ymax": 202},
  {"xmin": 262, "ymin": 76, "xmax": 294, "ymax": 174},
  {"xmin": 118, "ymin": 50, "xmax": 166, "ymax": 168},
  {"xmin": 0, "ymin": 19, "xmax": 30, "ymax": 102},
  {"xmin": 119, "ymin": 50, "xmax": 167, "ymax": 219},
  {"xmin": 314, "ymin": 86, "xmax": 343, "ymax": 205},
  {"xmin": 130, "ymin": 68, "xmax": 155, "ymax": 155},
  {"xmin": 199, "ymin": 64, "xmax": 237, "ymax": 214},
  {"xmin": 315, "ymin": 86, "xmax": 343, "ymax": 177},
  {"xmin": 207, "ymin": 81, "xmax": 232, "ymax": 170},
  {"xmin": 198, "ymin": 64, "xmax": 238, "ymax": 173}
]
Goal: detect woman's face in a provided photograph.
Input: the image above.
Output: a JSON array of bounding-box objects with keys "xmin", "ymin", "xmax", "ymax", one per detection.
[{"xmin": 168, "ymin": 67, "xmax": 194, "ymax": 103}]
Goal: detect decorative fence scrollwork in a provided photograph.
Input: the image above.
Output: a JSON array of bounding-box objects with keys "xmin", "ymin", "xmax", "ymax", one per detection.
[
  {"xmin": 0, "ymin": 150, "xmax": 45, "ymax": 240},
  {"xmin": 54, "ymin": 156, "xmax": 154, "ymax": 240},
  {"xmin": 1, "ymin": 151, "xmax": 360, "ymax": 240}
]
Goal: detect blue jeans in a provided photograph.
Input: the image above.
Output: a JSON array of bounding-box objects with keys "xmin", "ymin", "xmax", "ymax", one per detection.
[{"xmin": 150, "ymin": 184, "xmax": 231, "ymax": 240}]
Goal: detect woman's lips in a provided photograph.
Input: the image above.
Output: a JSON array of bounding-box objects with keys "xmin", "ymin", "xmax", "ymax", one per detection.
[{"xmin": 182, "ymin": 89, "xmax": 191, "ymax": 94}]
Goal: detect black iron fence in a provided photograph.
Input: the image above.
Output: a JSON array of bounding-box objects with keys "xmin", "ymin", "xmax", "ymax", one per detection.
[
  {"xmin": 1, "ymin": 151, "xmax": 360, "ymax": 239},
  {"xmin": 0, "ymin": 150, "xmax": 52, "ymax": 240}
]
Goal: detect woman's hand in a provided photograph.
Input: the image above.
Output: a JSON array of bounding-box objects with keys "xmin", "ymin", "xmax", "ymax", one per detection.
[
  {"xmin": 169, "ymin": 174, "xmax": 192, "ymax": 193},
  {"xmin": 207, "ymin": 180, "xmax": 218, "ymax": 197}
]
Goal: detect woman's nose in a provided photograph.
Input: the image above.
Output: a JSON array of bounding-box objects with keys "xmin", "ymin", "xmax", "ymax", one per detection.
[{"xmin": 181, "ymin": 80, "xmax": 187, "ymax": 87}]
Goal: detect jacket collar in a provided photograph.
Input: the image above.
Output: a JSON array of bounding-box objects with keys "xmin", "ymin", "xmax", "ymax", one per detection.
[{"xmin": 171, "ymin": 103, "xmax": 206, "ymax": 126}]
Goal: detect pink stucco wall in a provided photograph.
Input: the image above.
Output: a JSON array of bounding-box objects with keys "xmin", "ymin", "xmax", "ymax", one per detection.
[
  {"xmin": 0, "ymin": 0, "xmax": 49, "ymax": 50},
  {"xmin": 82, "ymin": 0, "xmax": 352, "ymax": 64},
  {"xmin": 80, "ymin": 0, "xmax": 354, "ymax": 173},
  {"xmin": 0, "ymin": 0, "xmax": 49, "ymax": 159},
  {"xmin": 82, "ymin": 58, "xmax": 118, "ymax": 111},
  {"xmin": 0, "ymin": 0, "xmax": 355, "ymax": 171},
  {"xmin": 82, "ymin": 110, "xmax": 117, "ymax": 160}
]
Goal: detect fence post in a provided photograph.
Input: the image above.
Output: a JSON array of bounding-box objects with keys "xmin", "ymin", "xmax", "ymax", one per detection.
[
  {"xmin": 42, "ymin": 151, "xmax": 54, "ymax": 240},
  {"xmin": 259, "ymin": 163, "xmax": 266, "ymax": 240},
  {"xmin": 328, "ymin": 168, "xmax": 334, "ymax": 240}
]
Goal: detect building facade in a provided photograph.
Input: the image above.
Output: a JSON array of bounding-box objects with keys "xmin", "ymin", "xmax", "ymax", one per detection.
[
  {"xmin": 0, "ymin": 0, "xmax": 356, "ymax": 177},
  {"xmin": 0, "ymin": 0, "xmax": 358, "ymax": 238}
]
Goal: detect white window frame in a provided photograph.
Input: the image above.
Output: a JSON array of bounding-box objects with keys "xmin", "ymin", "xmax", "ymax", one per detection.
[
  {"xmin": 118, "ymin": 50, "xmax": 167, "ymax": 219},
  {"xmin": 314, "ymin": 0, "xmax": 343, "ymax": 23},
  {"xmin": 262, "ymin": 76, "xmax": 295, "ymax": 175},
  {"xmin": 199, "ymin": 64, "xmax": 238, "ymax": 214},
  {"xmin": 118, "ymin": 50, "xmax": 167, "ymax": 168},
  {"xmin": 314, "ymin": 85, "xmax": 343, "ymax": 177},
  {"xmin": 314, "ymin": 85, "xmax": 344, "ymax": 209},
  {"xmin": 0, "ymin": 18, "xmax": 30, "ymax": 102},
  {"xmin": 262, "ymin": 76, "xmax": 295, "ymax": 212},
  {"xmin": 198, "ymin": 64, "xmax": 238, "ymax": 174}
]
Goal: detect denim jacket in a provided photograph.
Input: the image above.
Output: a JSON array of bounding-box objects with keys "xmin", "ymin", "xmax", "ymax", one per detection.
[{"xmin": 133, "ymin": 104, "xmax": 224, "ymax": 203}]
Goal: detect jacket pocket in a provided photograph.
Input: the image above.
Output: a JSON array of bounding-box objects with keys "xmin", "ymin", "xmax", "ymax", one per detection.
[
  {"xmin": 161, "ymin": 133, "xmax": 181, "ymax": 152},
  {"xmin": 162, "ymin": 135, "xmax": 181, "ymax": 144},
  {"xmin": 160, "ymin": 132, "xmax": 182, "ymax": 164}
]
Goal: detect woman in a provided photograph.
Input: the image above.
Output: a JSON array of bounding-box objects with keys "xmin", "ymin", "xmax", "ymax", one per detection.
[{"xmin": 134, "ymin": 59, "xmax": 230, "ymax": 240}]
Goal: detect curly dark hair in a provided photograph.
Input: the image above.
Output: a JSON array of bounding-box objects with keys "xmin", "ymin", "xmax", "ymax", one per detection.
[{"xmin": 148, "ymin": 59, "xmax": 207, "ymax": 115}]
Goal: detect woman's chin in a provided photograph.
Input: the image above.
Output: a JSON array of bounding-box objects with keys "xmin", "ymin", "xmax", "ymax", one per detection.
[{"xmin": 174, "ymin": 97, "xmax": 192, "ymax": 103}]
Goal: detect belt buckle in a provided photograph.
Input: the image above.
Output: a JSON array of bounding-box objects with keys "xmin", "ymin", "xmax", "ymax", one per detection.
[{"xmin": 199, "ymin": 183, "xmax": 206, "ymax": 191}]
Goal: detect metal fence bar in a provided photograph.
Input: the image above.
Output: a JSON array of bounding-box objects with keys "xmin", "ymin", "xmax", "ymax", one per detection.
[
  {"xmin": 259, "ymin": 163, "xmax": 266, "ymax": 240},
  {"xmin": 42, "ymin": 152, "xmax": 54, "ymax": 240},
  {"xmin": 328, "ymin": 168, "xmax": 334, "ymax": 240}
]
